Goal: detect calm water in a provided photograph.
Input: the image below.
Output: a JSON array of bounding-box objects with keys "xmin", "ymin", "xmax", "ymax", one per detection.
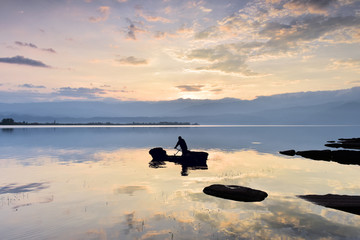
[{"xmin": 1, "ymin": 125, "xmax": 360, "ymax": 240}]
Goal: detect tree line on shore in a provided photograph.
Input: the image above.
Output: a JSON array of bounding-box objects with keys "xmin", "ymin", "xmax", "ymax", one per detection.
[{"xmin": 0, "ymin": 118, "xmax": 196, "ymax": 126}]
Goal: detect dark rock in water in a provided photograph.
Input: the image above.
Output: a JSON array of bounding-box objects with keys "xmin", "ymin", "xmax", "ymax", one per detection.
[
  {"xmin": 279, "ymin": 150, "xmax": 296, "ymax": 156},
  {"xmin": 298, "ymin": 194, "xmax": 360, "ymax": 215},
  {"xmin": 295, "ymin": 150, "xmax": 360, "ymax": 165},
  {"xmin": 325, "ymin": 138, "xmax": 360, "ymax": 150},
  {"xmin": 296, "ymin": 150, "xmax": 332, "ymax": 160},
  {"xmin": 203, "ymin": 184, "xmax": 268, "ymax": 202}
]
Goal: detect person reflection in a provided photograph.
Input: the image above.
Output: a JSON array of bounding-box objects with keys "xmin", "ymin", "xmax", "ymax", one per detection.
[
  {"xmin": 181, "ymin": 165, "xmax": 189, "ymax": 176},
  {"xmin": 174, "ymin": 136, "xmax": 189, "ymax": 156}
]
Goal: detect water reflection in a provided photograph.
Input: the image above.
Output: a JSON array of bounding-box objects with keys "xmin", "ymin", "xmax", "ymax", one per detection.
[
  {"xmin": 1, "ymin": 125, "xmax": 359, "ymax": 154},
  {"xmin": 0, "ymin": 182, "xmax": 49, "ymax": 194},
  {"xmin": 149, "ymin": 159, "xmax": 208, "ymax": 176},
  {"xmin": 0, "ymin": 126, "xmax": 360, "ymax": 239}
]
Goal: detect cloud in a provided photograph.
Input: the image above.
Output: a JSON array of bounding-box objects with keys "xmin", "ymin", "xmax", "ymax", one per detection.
[
  {"xmin": 117, "ymin": 56, "xmax": 148, "ymax": 65},
  {"xmin": 114, "ymin": 186, "xmax": 148, "ymax": 196},
  {"xmin": 348, "ymin": 80, "xmax": 360, "ymax": 84},
  {"xmin": 42, "ymin": 48, "xmax": 56, "ymax": 54},
  {"xmin": 177, "ymin": 24, "xmax": 195, "ymax": 36},
  {"xmin": 199, "ymin": 6, "xmax": 212, "ymax": 13},
  {"xmin": 183, "ymin": 45, "xmax": 257, "ymax": 76},
  {"xmin": 176, "ymin": 85, "xmax": 205, "ymax": 92},
  {"xmin": 0, "ymin": 56, "xmax": 50, "ymax": 68},
  {"xmin": 89, "ymin": 6, "xmax": 110, "ymax": 23},
  {"xmin": 283, "ymin": 0, "xmax": 338, "ymax": 15},
  {"xmin": 211, "ymin": 88, "xmax": 223, "ymax": 93},
  {"xmin": 259, "ymin": 15, "xmax": 360, "ymax": 54},
  {"xmin": 153, "ymin": 31, "xmax": 176, "ymax": 39},
  {"xmin": 125, "ymin": 18, "xmax": 145, "ymax": 40},
  {"xmin": 15, "ymin": 41, "xmax": 37, "ymax": 48},
  {"xmin": 54, "ymin": 87, "xmax": 106, "ymax": 99},
  {"xmin": 329, "ymin": 58, "xmax": 360, "ymax": 70},
  {"xmin": 14, "ymin": 41, "xmax": 57, "ymax": 53},
  {"xmin": 186, "ymin": 1, "xmax": 360, "ymax": 76},
  {"xmin": 136, "ymin": 8, "xmax": 171, "ymax": 23},
  {"xmin": 19, "ymin": 83, "xmax": 46, "ymax": 89},
  {"xmin": 0, "ymin": 182, "xmax": 49, "ymax": 194}
]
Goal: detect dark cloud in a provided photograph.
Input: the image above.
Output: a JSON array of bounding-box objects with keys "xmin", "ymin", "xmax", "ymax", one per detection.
[
  {"xmin": 117, "ymin": 56, "xmax": 148, "ymax": 65},
  {"xmin": 42, "ymin": 48, "xmax": 56, "ymax": 54},
  {"xmin": 176, "ymin": 85, "xmax": 204, "ymax": 92},
  {"xmin": 15, "ymin": 41, "xmax": 37, "ymax": 48},
  {"xmin": 127, "ymin": 21, "xmax": 137, "ymax": 40},
  {"xmin": 0, "ymin": 56, "xmax": 50, "ymax": 68},
  {"xmin": 55, "ymin": 87, "xmax": 106, "ymax": 98},
  {"xmin": 19, "ymin": 83, "xmax": 46, "ymax": 89},
  {"xmin": 14, "ymin": 41, "xmax": 56, "ymax": 53},
  {"xmin": 125, "ymin": 18, "xmax": 145, "ymax": 40},
  {"xmin": 260, "ymin": 15, "xmax": 360, "ymax": 54}
]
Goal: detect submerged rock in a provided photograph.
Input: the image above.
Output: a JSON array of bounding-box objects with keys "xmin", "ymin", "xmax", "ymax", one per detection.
[
  {"xmin": 298, "ymin": 194, "xmax": 360, "ymax": 215},
  {"xmin": 203, "ymin": 184, "xmax": 268, "ymax": 202}
]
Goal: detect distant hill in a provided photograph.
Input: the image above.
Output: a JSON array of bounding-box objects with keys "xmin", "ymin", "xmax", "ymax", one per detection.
[{"xmin": 1, "ymin": 87, "xmax": 359, "ymax": 124}]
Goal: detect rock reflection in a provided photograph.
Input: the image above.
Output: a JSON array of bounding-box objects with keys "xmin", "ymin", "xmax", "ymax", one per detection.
[{"xmin": 298, "ymin": 194, "xmax": 360, "ymax": 216}]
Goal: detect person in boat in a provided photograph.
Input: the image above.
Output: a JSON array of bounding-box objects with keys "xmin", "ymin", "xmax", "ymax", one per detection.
[{"xmin": 174, "ymin": 136, "xmax": 189, "ymax": 156}]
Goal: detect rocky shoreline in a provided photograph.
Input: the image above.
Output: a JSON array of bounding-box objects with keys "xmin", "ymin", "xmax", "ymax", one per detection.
[{"xmin": 280, "ymin": 137, "xmax": 360, "ymax": 215}]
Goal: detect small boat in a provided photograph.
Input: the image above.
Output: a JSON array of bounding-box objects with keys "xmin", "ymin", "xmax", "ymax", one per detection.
[
  {"xmin": 149, "ymin": 147, "xmax": 208, "ymax": 176},
  {"xmin": 149, "ymin": 147, "xmax": 208, "ymax": 163}
]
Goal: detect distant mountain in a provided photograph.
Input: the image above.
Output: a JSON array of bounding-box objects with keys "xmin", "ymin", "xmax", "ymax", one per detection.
[{"xmin": 0, "ymin": 87, "xmax": 359, "ymax": 124}]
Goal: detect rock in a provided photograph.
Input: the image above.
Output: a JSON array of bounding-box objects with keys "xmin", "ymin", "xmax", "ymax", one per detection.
[
  {"xmin": 294, "ymin": 149, "xmax": 360, "ymax": 165},
  {"xmin": 298, "ymin": 194, "xmax": 360, "ymax": 215},
  {"xmin": 296, "ymin": 150, "xmax": 332, "ymax": 160},
  {"xmin": 203, "ymin": 184, "xmax": 268, "ymax": 202},
  {"xmin": 325, "ymin": 138, "xmax": 360, "ymax": 150},
  {"xmin": 279, "ymin": 150, "xmax": 296, "ymax": 156}
]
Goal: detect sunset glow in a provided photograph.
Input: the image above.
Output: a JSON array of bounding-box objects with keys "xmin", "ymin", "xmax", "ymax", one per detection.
[{"xmin": 1, "ymin": 0, "xmax": 360, "ymax": 102}]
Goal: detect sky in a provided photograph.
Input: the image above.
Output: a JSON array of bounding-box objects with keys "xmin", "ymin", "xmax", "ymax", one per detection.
[{"xmin": 0, "ymin": 0, "xmax": 360, "ymax": 102}]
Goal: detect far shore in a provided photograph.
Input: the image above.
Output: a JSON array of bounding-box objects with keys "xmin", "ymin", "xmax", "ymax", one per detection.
[{"xmin": 0, "ymin": 118, "xmax": 197, "ymax": 126}]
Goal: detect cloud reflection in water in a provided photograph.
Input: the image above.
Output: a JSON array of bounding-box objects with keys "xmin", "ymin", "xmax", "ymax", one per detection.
[{"xmin": 0, "ymin": 126, "xmax": 360, "ymax": 239}]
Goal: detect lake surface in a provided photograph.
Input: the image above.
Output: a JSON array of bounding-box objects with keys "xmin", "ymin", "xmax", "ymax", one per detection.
[{"xmin": 1, "ymin": 125, "xmax": 360, "ymax": 240}]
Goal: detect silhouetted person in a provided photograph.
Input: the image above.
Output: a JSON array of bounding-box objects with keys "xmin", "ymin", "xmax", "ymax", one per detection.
[{"xmin": 174, "ymin": 136, "xmax": 188, "ymax": 156}]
